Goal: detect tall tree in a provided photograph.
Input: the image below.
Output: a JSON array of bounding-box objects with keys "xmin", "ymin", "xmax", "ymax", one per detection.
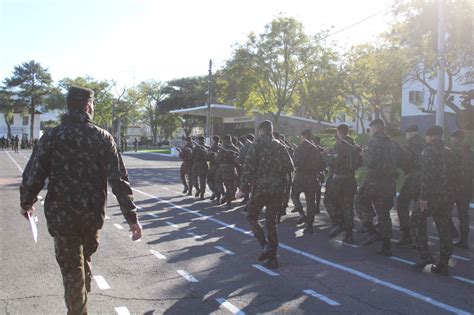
[
  {"xmin": 138, "ymin": 80, "xmax": 167, "ymax": 144},
  {"xmin": 0, "ymin": 88, "xmax": 18, "ymax": 138},
  {"xmin": 4, "ymin": 60, "xmax": 53, "ymax": 138}
]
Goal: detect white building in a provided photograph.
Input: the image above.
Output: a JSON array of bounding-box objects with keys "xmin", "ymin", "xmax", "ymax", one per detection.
[{"xmin": 0, "ymin": 109, "xmax": 41, "ymax": 139}]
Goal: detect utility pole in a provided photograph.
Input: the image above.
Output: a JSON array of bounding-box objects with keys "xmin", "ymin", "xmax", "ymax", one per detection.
[
  {"xmin": 207, "ymin": 59, "xmax": 212, "ymax": 144},
  {"xmin": 435, "ymin": 0, "xmax": 446, "ymax": 127}
]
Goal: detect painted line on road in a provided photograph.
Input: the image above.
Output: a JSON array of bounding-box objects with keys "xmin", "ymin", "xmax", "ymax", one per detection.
[
  {"xmin": 165, "ymin": 221, "xmax": 180, "ymax": 229},
  {"xmin": 303, "ymin": 289, "xmax": 341, "ymax": 306},
  {"xmin": 132, "ymin": 187, "xmax": 471, "ymax": 315},
  {"xmin": 186, "ymin": 232, "xmax": 205, "ymax": 239},
  {"xmin": 150, "ymin": 249, "xmax": 166, "ymax": 260},
  {"xmin": 93, "ymin": 275, "xmax": 111, "ymax": 290},
  {"xmin": 389, "ymin": 257, "xmax": 416, "ymax": 266},
  {"xmin": 105, "ymin": 215, "xmax": 110, "ymax": 220},
  {"xmin": 6, "ymin": 151, "xmax": 24, "ymax": 173},
  {"xmin": 333, "ymin": 240, "xmax": 360, "ymax": 248},
  {"xmin": 18, "ymin": 152, "xmax": 30, "ymax": 161},
  {"xmin": 215, "ymin": 298, "xmax": 245, "ymax": 315},
  {"xmin": 113, "ymin": 224, "xmax": 124, "ymax": 230},
  {"xmin": 114, "ymin": 306, "xmax": 130, "ymax": 315},
  {"xmin": 452, "ymin": 276, "xmax": 474, "ymax": 285},
  {"xmin": 451, "ymin": 255, "xmax": 470, "ymax": 262},
  {"xmin": 176, "ymin": 270, "xmax": 198, "ymax": 282},
  {"xmin": 252, "ymin": 264, "xmax": 279, "ymax": 276},
  {"xmin": 214, "ymin": 246, "xmax": 235, "ymax": 255}
]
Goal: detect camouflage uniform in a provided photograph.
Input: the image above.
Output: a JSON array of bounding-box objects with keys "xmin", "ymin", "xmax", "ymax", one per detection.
[
  {"xmin": 358, "ymin": 132, "xmax": 397, "ymax": 244},
  {"xmin": 206, "ymin": 142, "xmax": 220, "ymax": 197},
  {"xmin": 179, "ymin": 143, "xmax": 194, "ymax": 193},
  {"xmin": 291, "ymin": 140, "xmax": 325, "ymax": 229},
  {"xmin": 411, "ymin": 138, "xmax": 458, "ymax": 265},
  {"xmin": 191, "ymin": 143, "xmax": 209, "ymax": 198},
  {"xmin": 325, "ymin": 136, "xmax": 359, "ymax": 233},
  {"xmin": 216, "ymin": 143, "xmax": 239, "ymax": 206},
  {"xmin": 240, "ymin": 134, "xmax": 294, "ymax": 258},
  {"xmin": 20, "ymin": 109, "xmax": 138, "ymax": 315},
  {"xmin": 397, "ymin": 134, "xmax": 425, "ymax": 240}
]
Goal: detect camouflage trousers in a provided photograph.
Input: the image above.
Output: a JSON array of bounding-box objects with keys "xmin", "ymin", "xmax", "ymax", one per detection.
[
  {"xmin": 291, "ymin": 176, "xmax": 319, "ymax": 227},
  {"xmin": 453, "ymin": 199, "xmax": 471, "ymax": 238},
  {"xmin": 180, "ymin": 163, "xmax": 193, "ymax": 191},
  {"xmin": 216, "ymin": 166, "xmax": 238, "ymax": 201},
  {"xmin": 410, "ymin": 202, "xmax": 453, "ymax": 264},
  {"xmin": 191, "ymin": 164, "xmax": 208, "ymax": 195},
  {"xmin": 396, "ymin": 174, "xmax": 420, "ymax": 235},
  {"xmin": 54, "ymin": 230, "xmax": 99, "ymax": 315},
  {"xmin": 247, "ymin": 192, "xmax": 283, "ymax": 256},
  {"xmin": 357, "ymin": 191, "xmax": 394, "ymax": 241},
  {"xmin": 207, "ymin": 165, "xmax": 219, "ymax": 195},
  {"xmin": 325, "ymin": 176, "xmax": 356, "ymax": 230}
]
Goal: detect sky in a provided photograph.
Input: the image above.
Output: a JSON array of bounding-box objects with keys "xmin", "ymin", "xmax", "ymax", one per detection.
[{"xmin": 0, "ymin": 0, "xmax": 395, "ymax": 88}]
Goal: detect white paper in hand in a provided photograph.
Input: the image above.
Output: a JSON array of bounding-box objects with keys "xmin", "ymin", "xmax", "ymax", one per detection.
[{"xmin": 28, "ymin": 212, "xmax": 38, "ymax": 244}]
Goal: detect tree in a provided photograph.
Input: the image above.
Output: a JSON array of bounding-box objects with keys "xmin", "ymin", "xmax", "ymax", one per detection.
[
  {"xmin": 0, "ymin": 88, "xmax": 18, "ymax": 138},
  {"xmin": 4, "ymin": 60, "xmax": 53, "ymax": 138},
  {"xmin": 224, "ymin": 16, "xmax": 314, "ymax": 128},
  {"xmin": 138, "ymin": 81, "xmax": 167, "ymax": 144}
]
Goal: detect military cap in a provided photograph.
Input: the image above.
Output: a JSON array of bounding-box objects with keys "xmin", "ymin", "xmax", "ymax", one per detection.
[
  {"xmin": 369, "ymin": 119, "xmax": 384, "ymax": 127},
  {"xmin": 258, "ymin": 120, "xmax": 273, "ymax": 131},
  {"xmin": 426, "ymin": 125, "xmax": 443, "ymax": 137},
  {"xmin": 451, "ymin": 129, "xmax": 464, "ymax": 138},
  {"xmin": 300, "ymin": 129, "xmax": 312, "ymax": 136},
  {"xmin": 405, "ymin": 125, "xmax": 419, "ymax": 133},
  {"xmin": 337, "ymin": 124, "xmax": 349, "ymax": 133},
  {"xmin": 67, "ymin": 86, "xmax": 94, "ymax": 101},
  {"xmin": 197, "ymin": 135, "xmax": 205, "ymax": 142}
]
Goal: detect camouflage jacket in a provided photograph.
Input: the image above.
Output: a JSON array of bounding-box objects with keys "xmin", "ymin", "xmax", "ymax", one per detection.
[
  {"xmin": 20, "ymin": 110, "xmax": 137, "ymax": 236},
  {"xmin": 240, "ymin": 134, "xmax": 294, "ymax": 195},
  {"xmin": 216, "ymin": 143, "xmax": 239, "ymax": 177},
  {"xmin": 450, "ymin": 142, "xmax": 473, "ymax": 200},
  {"xmin": 420, "ymin": 139, "xmax": 460, "ymax": 203},
  {"xmin": 293, "ymin": 140, "xmax": 325, "ymax": 179},
  {"xmin": 237, "ymin": 141, "xmax": 252, "ymax": 165},
  {"xmin": 331, "ymin": 135, "xmax": 358, "ymax": 177},
  {"xmin": 403, "ymin": 134, "xmax": 425, "ymax": 175},
  {"xmin": 179, "ymin": 143, "xmax": 193, "ymax": 164}
]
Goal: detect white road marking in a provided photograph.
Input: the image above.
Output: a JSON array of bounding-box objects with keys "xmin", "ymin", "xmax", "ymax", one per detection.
[
  {"xmin": 176, "ymin": 270, "xmax": 198, "ymax": 282},
  {"xmin": 150, "ymin": 249, "xmax": 166, "ymax": 260},
  {"xmin": 93, "ymin": 275, "xmax": 111, "ymax": 290},
  {"xmin": 165, "ymin": 221, "xmax": 179, "ymax": 229},
  {"xmin": 452, "ymin": 276, "xmax": 474, "ymax": 285},
  {"xmin": 451, "ymin": 255, "xmax": 470, "ymax": 262},
  {"xmin": 37, "ymin": 195, "xmax": 44, "ymax": 201},
  {"xmin": 105, "ymin": 215, "xmax": 110, "ymax": 219},
  {"xmin": 215, "ymin": 298, "xmax": 245, "ymax": 315},
  {"xmin": 186, "ymin": 232, "xmax": 205, "ymax": 239},
  {"xmin": 214, "ymin": 246, "xmax": 235, "ymax": 255},
  {"xmin": 428, "ymin": 236, "xmax": 440, "ymax": 240},
  {"xmin": 19, "ymin": 152, "xmax": 30, "ymax": 161},
  {"xmin": 114, "ymin": 306, "xmax": 131, "ymax": 315},
  {"xmin": 333, "ymin": 240, "xmax": 360, "ymax": 248},
  {"xmin": 389, "ymin": 257, "xmax": 416, "ymax": 266},
  {"xmin": 252, "ymin": 264, "xmax": 279, "ymax": 276},
  {"xmin": 113, "ymin": 224, "xmax": 124, "ymax": 230},
  {"xmin": 132, "ymin": 188, "xmax": 471, "ymax": 315},
  {"xmin": 303, "ymin": 289, "xmax": 341, "ymax": 306},
  {"xmin": 148, "ymin": 213, "xmax": 159, "ymax": 218},
  {"xmin": 6, "ymin": 151, "xmax": 24, "ymax": 173}
]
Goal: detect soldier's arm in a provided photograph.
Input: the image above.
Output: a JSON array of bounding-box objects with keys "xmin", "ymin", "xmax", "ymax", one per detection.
[
  {"xmin": 364, "ymin": 138, "xmax": 382, "ymax": 169},
  {"xmin": 105, "ymin": 136, "xmax": 138, "ymax": 225},
  {"xmin": 419, "ymin": 148, "xmax": 435, "ymax": 201},
  {"xmin": 240, "ymin": 145, "xmax": 256, "ymax": 192},
  {"xmin": 20, "ymin": 131, "xmax": 52, "ymax": 210}
]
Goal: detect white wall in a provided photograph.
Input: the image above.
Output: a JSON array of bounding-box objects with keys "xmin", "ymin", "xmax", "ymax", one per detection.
[{"xmin": 0, "ymin": 113, "xmax": 41, "ymax": 139}]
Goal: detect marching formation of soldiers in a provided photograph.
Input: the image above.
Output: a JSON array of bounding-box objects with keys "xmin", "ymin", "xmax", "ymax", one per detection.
[
  {"xmin": 177, "ymin": 119, "xmax": 473, "ymax": 273},
  {"xmin": 0, "ymin": 135, "xmax": 38, "ymax": 152}
]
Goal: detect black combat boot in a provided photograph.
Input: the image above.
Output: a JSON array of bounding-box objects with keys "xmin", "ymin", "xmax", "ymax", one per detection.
[
  {"xmin": 226, "ymin": 201, "xmax": 232, "ymax": 210},
  {"xmin": 291, "ymin": 206, "xmax": 302, "ymax": 213},
  {"xmin": 376, "ymin": 240, "xmax": 392, "ymax": 256},
  {"xmin": 413, "ymin": 255, "xmax": 435, "ymax": 269},
  {"xmin": 220, "ymin": 195, "xmax": 228, "ymax": 205},
  {"xmin": 183, "ymin": 186, "xmax": 188, "ymax": 194},
  {"xmin": 296, "ymin": 214, "xmax": 306, "ymax": 225},
  {"xmin": 454, "ymin": 234, "xmax": 468, "ymax": 249},
  {"xmin": 431, "ymin": 263, "xmax": 449, "ymax": 276},
  {"xmin": 361, "ymin": 223, "xmax": 379, "ymax": 245},
  {"xmin": 265, "ymin": 256, "xmax": 279, "ymax": 269},
  {"xmin": 195, "ymin": 190, "xmax": 200, "ymax": 197},
  {"xmin": 210, "ymin": 193, "xmax": 216, "ymax": 201},
  {"xmin": 396, "ymin": 231, "xmax": 412, "ymax": 247},
  {"xmin": 328, "ymin": 224, "xmax": 343, "ymax": 238},
  {"xmin": 303, "ymin": 224, "xmax": 314, "ymax": 235},
  {"xmin": 258, "ymin": 245, "xmax": 272, "ymax": 262},
  {"xmin": 342, "ymin": 230, "xmax": 354, "ymax": 244},
  {"xmin": 199, "ymin": 193, "xmax": 205, "ymax": 201}
]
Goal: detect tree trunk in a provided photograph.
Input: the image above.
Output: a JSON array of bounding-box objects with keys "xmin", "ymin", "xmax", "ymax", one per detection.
[
  {"xmin": 4, "ymin": 116, "xmax": 11, "ymax": 138},
  {"xmin": 30, "ymin": 102, "xmax": 35, "ymax": 139}
]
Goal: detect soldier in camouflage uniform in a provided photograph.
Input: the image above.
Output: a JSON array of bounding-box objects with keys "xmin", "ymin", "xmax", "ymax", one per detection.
[
  {"xmin": 179, "ymin": 137, "xmax": 194, "ymax": 195},
  {"xmin": 396, "ymin": 125, "xmax": 425, "ymax": 246},
  {"xmin": 291, "ymin": 129, "xmax": 325, "ymax": 234},
  {"xmin": 191, "ymin": 136, "xmax": 209, "ymax": 200},
  {"xmin": 239, "ymin": 120, "xmax": 294, "ymax": 269},
  {"xmin": 207, "ymin": 135, "xmax": 221, "ymax": 200},
  {"xmin": 216, "ymin": 134, "xmax": 240, "ymax": 209},
  {"xmin": 275, "ymin": 132, "xmax": 294, "ymax": 223},
  {"xmin": 19, "ymin": 86, "xmax": 141, "ymax": 315},
  {"xmin": 358, "ymin": 119, "xmax": 397, "ymax": 256},
  {"xmin": 237, "ymin": 134, "xmax": 255, "ymax": 207},
  {"xmin": 450, "ymin": 129, "xmax": 473, "ymax": 249},
  {"xmin": 412, "ymin": 126, "xmax": 459, "ymax": 275},
  {"xmin": 325, "ymin": 124, "xmax": 361, "ymax": 244}
]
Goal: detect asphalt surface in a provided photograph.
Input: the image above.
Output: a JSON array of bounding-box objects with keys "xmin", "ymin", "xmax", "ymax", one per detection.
[{"xmin": 0, "ymin": 149, "xmax": 473, "ymax": 315}]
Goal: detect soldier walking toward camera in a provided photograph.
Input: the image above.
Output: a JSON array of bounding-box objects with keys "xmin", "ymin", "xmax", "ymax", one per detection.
[
  {"xmin": 216, "ymin": 134, "xmax": 239, "ymax": 209},
  {"xmin": 326, "ymin": 124, "xmax": 361, "ymax": 244},
  {"xmin": 179, "ymin": 137, "xmax": 194, "ymax": 195},
  {"xmin": 358, "ymin": 119, "xmax": 397, "ymax": 256},
  {"xmin": 20, "ymin": 86, "xmax": 142, "ymax": 315},
  {"xmin": 412, "ymin": 126, "xmax": 459, "ymax": 275},
  {"xmin": 191, "ymin": 135, "xmax": 209, "ymax": 200},
  {"xmin": 207, "ymin": 135, "xmax": 221, "ymax": 201},
  {"xmin": 237, "ymin": 134, "xmax": 255, "ymax": 207},
  {"xmin": 238, "ymin": 120, "xmax": 294, "ymax": 269},
  {"xmin": 396, "ymin": 125, "xmax": 425, "ymax": 247},
  {"xmin": 450, "ymin": 129, "xmax": 473, "ymax": 249},
  {"xmin": 291, "ymin": 129, "xmax": 325, "ymax": 234}
]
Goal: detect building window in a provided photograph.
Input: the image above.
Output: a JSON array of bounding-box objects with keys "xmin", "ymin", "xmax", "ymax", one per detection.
[
  {"xmin": 409, "ymin": 91, "xmax": 424, "ymax": 105},
  {"xmin": 23, "ymin": 116, "xmax": 29, "ymax": 125}
]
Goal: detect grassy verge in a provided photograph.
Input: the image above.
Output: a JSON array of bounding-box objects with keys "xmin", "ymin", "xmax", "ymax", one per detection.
[{"xmin": 126, "ymin": 147, "xmax": 171, "ymax": 154}]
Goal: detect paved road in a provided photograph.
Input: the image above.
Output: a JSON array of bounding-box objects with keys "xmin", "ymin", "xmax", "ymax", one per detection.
[{"xmin": 1, "ymin": 150, "xmax": 473, "ymax": 315}]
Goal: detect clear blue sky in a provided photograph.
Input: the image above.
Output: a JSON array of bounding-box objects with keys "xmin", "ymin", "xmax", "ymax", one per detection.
[{"xmin": 1, "ymin": 0, "xmax": 395, "ymax": 87}]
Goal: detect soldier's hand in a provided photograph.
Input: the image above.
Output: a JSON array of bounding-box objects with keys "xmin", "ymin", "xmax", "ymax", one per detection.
[
  {"xmin": 130, "ymin": 223, "xmax": 142, "ymax": 241},
  {"xmin": 419, "ymin": 200, "xmax": 428, "ymax": 213},
  {"xmin": 235, "ymin": 190, "xmax": 244, "ymax": 199},
  {"xmin": 20, "ymin": 206, "xmax": 35, "ymax": 220}
]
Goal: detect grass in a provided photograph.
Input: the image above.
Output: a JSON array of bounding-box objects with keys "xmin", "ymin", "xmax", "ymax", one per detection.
[{"xmin": 127, "ymin": 147, "xmax": 171, "ymax": 154}]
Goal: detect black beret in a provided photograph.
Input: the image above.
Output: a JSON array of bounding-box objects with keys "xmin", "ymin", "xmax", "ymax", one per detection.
[
  {"xmin": 426, "ymin": 125, "xmax": 444, "ymax": 137},
  {"xmin": 67, "ymin": 86, "xmax": 94, "ymax": 101},
  {"xmin": 197, "ymin": 135, "xmax": 205, "ymax": 142},
  {"xmin": 369, "ymin": 119, "xmax": 384, "ymax": 127},
  {"xmin": 258, "ymin": 120, "xmax": 273, "ymax": 131},
  {"xmin": 405, "ymin": 125, "xmax": 419, "ymax": 133},
  {"xmin": 451, "ymin": 129, "xmax": 464, "ymax": 138},
  {"xmin": 301, "ymin": 129, "xmax": 312, "ymax": 136},
  {"xmin": 337, "ymin": 124, "xmax": 349, "ymax": 133}
]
